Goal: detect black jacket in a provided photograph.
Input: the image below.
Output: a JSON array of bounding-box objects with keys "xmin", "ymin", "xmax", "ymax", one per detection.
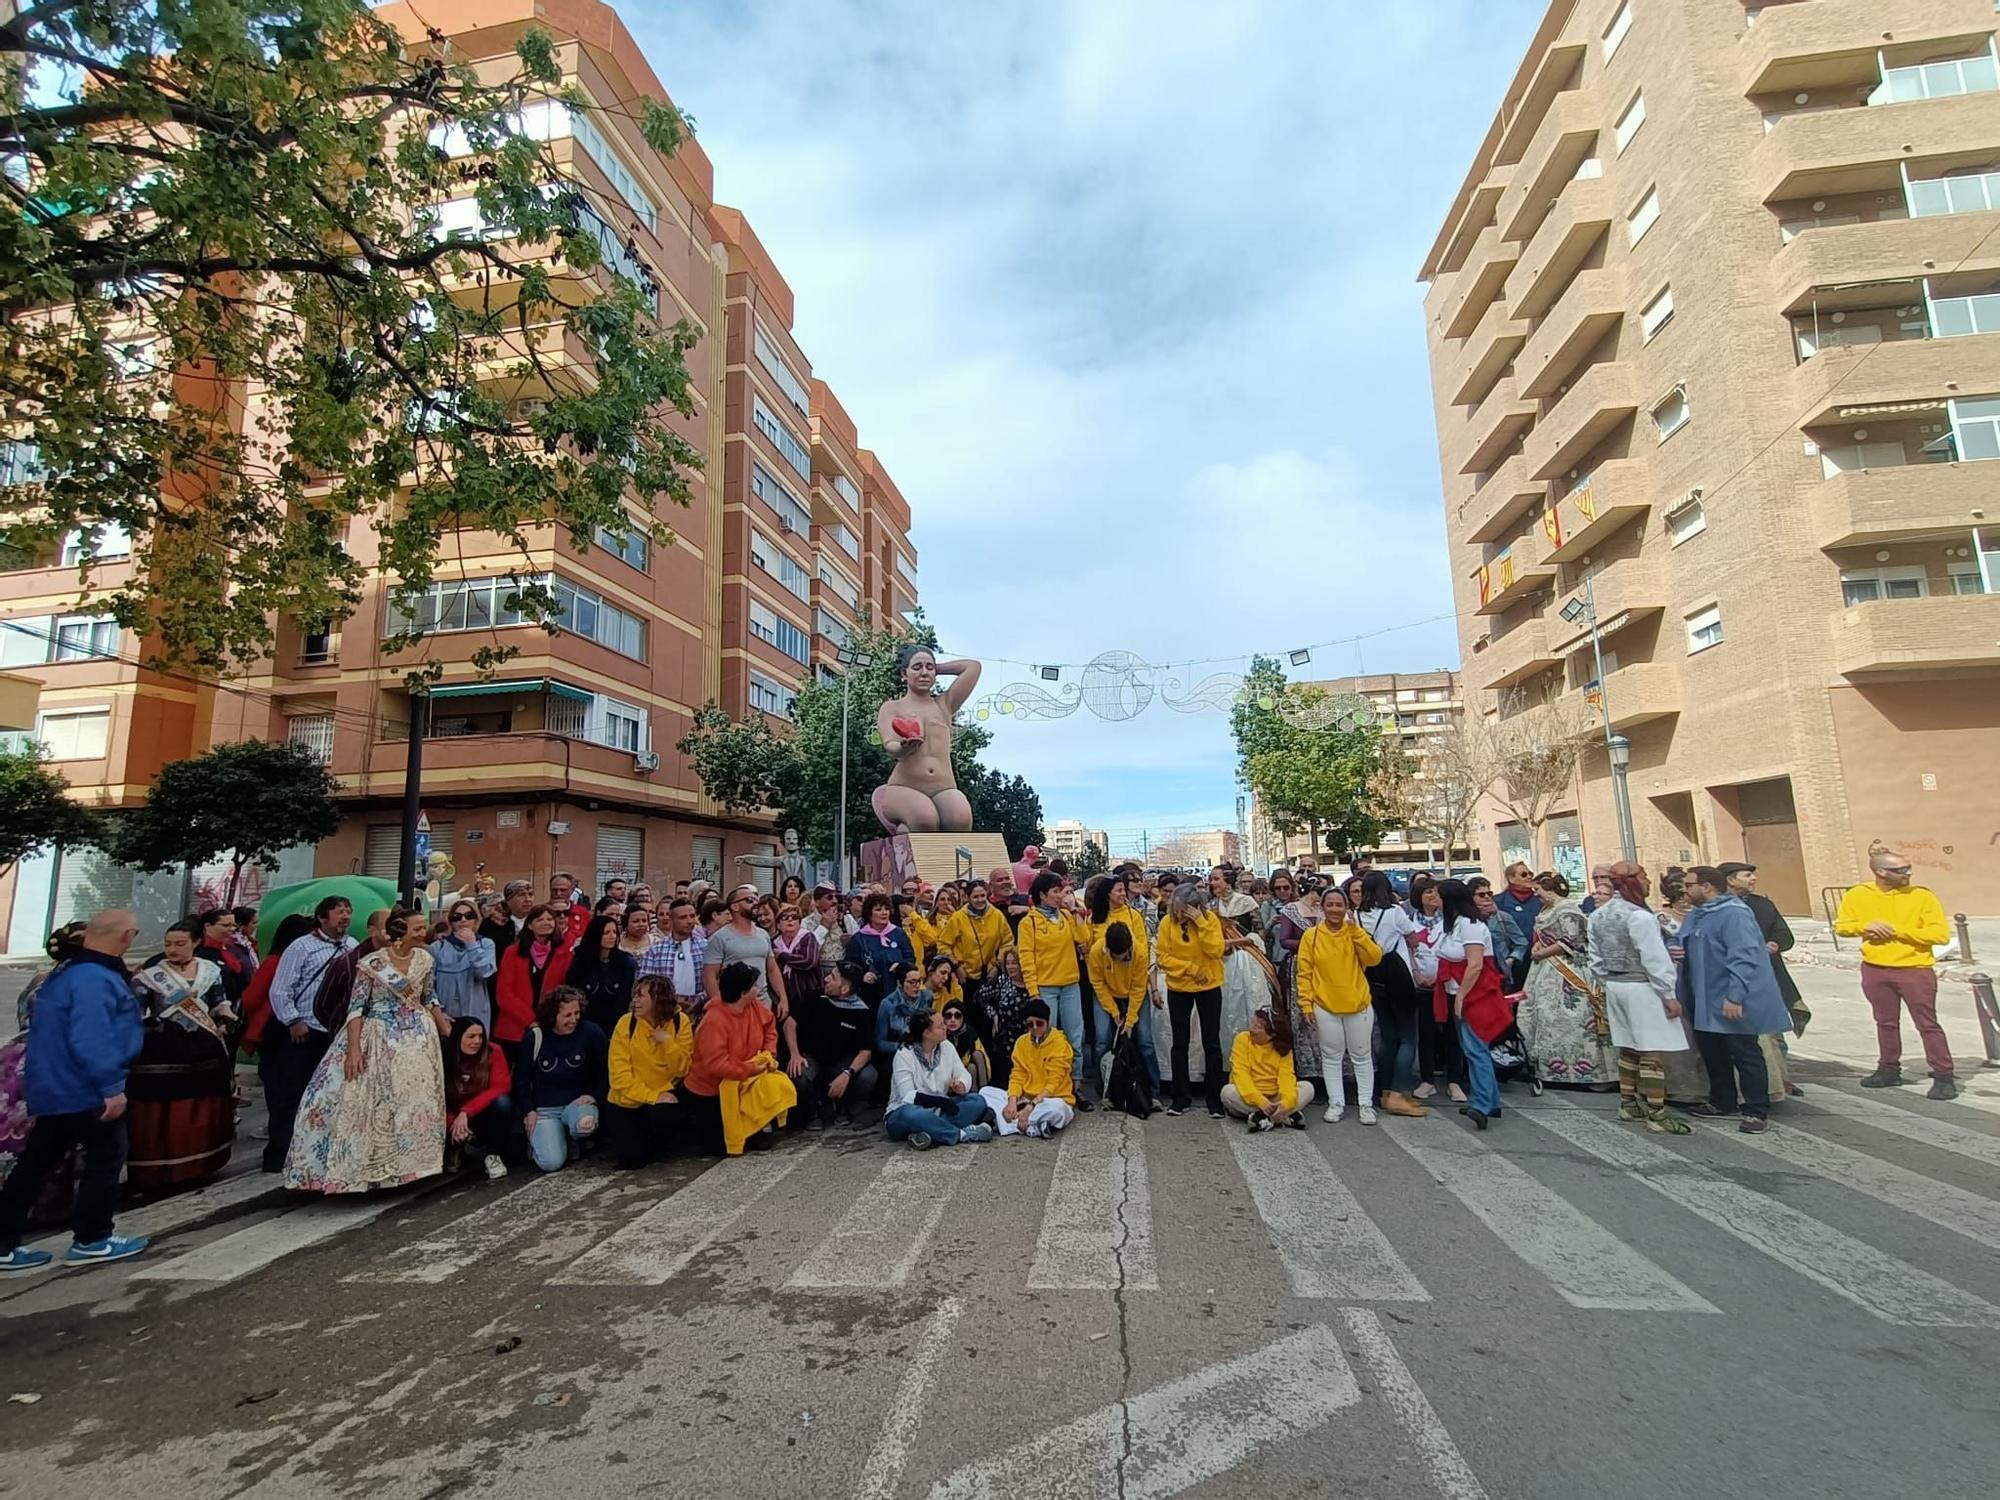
[{"xmin": 1741, "ymin": 891, "xmax": 1803, "ymax": 1009}]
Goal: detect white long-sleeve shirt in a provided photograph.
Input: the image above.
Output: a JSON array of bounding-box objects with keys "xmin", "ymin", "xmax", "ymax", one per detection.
[
  {"xmin": 1586, "ymin": 897, "xmax": 1676, "ymax": 998},
  {"xmin": 268, "ymin": 929, "xmax": 357, "ymax": 1029},
  {"xmin": 888, "ymin": 1041, "xmax": 972, "ymax": 1112}
]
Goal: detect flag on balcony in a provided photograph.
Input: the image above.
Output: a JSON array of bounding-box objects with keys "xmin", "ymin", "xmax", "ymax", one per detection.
[
  {"xmin": 1496, "ymin": 552, "xmax": 1516, "ymax": 591},
  {"xmin": 1542, "ymin": 505, "xmax": 1565, "ymax": 548},
  {"xmin": 1474, "ymin": 564, "xmax": 1491, "ymax": 607},
  {"xmin": 1572, "ymin": 481, "xmax": 1597, "ymax": 522}
]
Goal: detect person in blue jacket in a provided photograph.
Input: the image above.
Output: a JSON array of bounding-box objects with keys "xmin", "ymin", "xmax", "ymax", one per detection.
[
  {"xmin": 0, "ymin": 909, "xmax": 150, "ymax": 1270},
  {"xmin": 1674, "ymin": 868, "xmax": 1790, "ymax": 1134}
]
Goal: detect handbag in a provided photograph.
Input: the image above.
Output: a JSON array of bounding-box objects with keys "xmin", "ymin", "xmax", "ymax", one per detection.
[{"xmin": 1107, "ymin": 1031, "xmax": 1153, "ymax": 1119}]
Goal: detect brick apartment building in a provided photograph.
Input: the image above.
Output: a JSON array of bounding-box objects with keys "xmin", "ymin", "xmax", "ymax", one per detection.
[
  {"xmin": 1422, "ymin": 0, "xmax": 2000, "ymax": 915},
  {"xmin": 0, "ymin": 0, "xmax": 919, "ymax": 950}
]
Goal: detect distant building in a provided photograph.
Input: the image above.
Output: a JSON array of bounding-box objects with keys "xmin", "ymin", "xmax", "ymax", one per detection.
[
  {"xmin": 1149, "ymin": 829, "xmax": 1242, "ymax": 873},
  {"xmin": 1046, "ymin": 820, "xmax": 1109, "ymax": 864}
]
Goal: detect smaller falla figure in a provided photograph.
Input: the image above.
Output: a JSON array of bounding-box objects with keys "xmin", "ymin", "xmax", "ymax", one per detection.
[{"xmin": 872, "ymin": 646, "xmax": 982, "ymax": 835}]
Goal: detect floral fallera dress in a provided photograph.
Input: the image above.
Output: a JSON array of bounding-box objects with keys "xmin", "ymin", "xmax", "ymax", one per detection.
[{"xmin": 285, "ymin": 948, "xmax": 446, "ymax": 1194}]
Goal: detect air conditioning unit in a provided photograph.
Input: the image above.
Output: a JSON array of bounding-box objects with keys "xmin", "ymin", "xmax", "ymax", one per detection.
[
  {"xmin": 778, "ymin": 515, "xmax": 798, "ymax": 534},
  {"xmin": 634, "ymin": 749, "xmax": 661, "ymax": 772}
]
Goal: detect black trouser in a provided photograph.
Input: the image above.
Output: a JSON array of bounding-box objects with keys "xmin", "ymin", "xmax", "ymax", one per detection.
[
  {"xmin": 1696, "ymin": 1030, "xmax": 1770, "ymax": 1118},
  {"xmin": 1168, "ymin": 987, "xmax": 1223, "ymax": 1113},
  {"xmin": 0, "ymin": 1109, "xmax": 126, "ymax": 1251},
  {"xmin": 1416, "ymin": 1004, "xmax": 1466, "ymax": 1089},
  {"xmin": 801, "ymin": 1057, "xmax": 879, "ymax": 1123},
  {"xmin": 683, "ymin": 1088, "xmax": 726, "ymax": 1156},
  {"xmin": 602, "ymin": 1099, "xmax": 684, "ymax": 1168},
  {"xmin": 258, "ymin": 1023, "xmax": 332, "ymax": 1172},
  {"xmin": 460, "ymin": 1097, "xmax": 520, "ymax": 1165},
  {"xmin": 1371, "ymin": 981, "xmax": 1422, "ymax": 1098}
]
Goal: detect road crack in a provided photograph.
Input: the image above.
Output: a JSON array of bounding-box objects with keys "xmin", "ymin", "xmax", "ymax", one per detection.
[{"xmin": 1110, "ymin": 1117, "xmax": 1138, "ymax": 1500}]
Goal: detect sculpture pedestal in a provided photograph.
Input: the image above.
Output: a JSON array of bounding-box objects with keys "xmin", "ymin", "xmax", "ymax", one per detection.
[{"xmin": 860, "ymin": 832, "xmax": 1012, "ymax": 890}]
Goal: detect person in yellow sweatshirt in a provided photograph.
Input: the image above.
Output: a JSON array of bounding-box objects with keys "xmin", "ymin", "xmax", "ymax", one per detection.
[
  {"xmin": 1155, "ymin": 884, "xmax": 1226, "ymax": 1117},
  {"xmin": 1014, "ymin": 872, "xmax": 1092, "ymax": 1106},
  {"xmin": 1088, "ymin": 920, "xmax": 1160, "ymax": 1104},
  {"xmin": 938, "ymin": 879, "xmax": 1011, "ymax": 1004},
  {"xmin": 1222, "ymin": 1006, "xmax": 1314, "ymax": 1130},
  {"xmin": 1295, "ymin": 889, "xmax": 1384, "ymax": 1125},
  {"xmin": 1003, "ymin": 999, "xmax": 1076, "ymax": 1138},
  {"xmin": 1835, "ymin": 850, "xmax": 1957, "ymax": 1099},
  {"xmin": 603, "ymin": 976, "xmax": 695, "ymax": 1167}
]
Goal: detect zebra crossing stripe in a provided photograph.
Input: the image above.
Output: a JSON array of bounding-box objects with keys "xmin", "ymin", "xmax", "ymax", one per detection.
[
  {"xmin": 1522, "ymin": 1100, "xmax": 2000, "ymax": 1328},
  {"xmin": 1341, "ymin": 1309, "xmax": 1489, "ymax": 1500},
  {"xmin": 1027, "ymin": 1117, "xmax": 1158, "ymax": 1291},
  {"xmin": 348, "ymin": 1171, "xmax": 609, "ymax": 1284},
  {"xmin": 1800, "ymin": 1087, "xmax": 2000, "ymax": 1172},
  {"xmin": 131, "ymin": 1196, "xmax": 400, "ymax": 1283},
  {"xmin": 554, "ymin": 1145, "xmax": 817, "ymax": 1286},
  {"xmin": 786, "ymin": 1144, "xmax": 975, "ymax": 1291},
  {"xmin": 856, "ymin": 1299, "xmax": 963, "ymax": 1500},
  {"xmin": 1224, "ymin": 1124, "xmax": 1428, "ymax": 1302},
  {"xmin": 1384, "ymin": 1121, "xmax": 1716, "ymax": 1313},
  {"xmin": 24, "ymin": 1170, "xmax": 278, "ymax": 1259}
]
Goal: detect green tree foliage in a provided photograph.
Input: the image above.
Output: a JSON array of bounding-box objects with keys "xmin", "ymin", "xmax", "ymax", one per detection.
[
  {"xmin": 1229, "ymin": 655, "xmax": 1385, "ymax": 861},
  {"xmin": 112, "ymin": 739, "xmax": 341, "ymax": 899},
  {"xmin": 0, "ymin": 745, "xmax": 106, "ymax": 875},
  {"xmin": 0, "ymin": 1, "xmax": 701, "ymax": 672},
  {"xmin": 679, "ymin": 616, "xmax": 1044, "ymax": 863},
  {"xmin": 1065, "ymin": 837, "xmax": 1109, "ymax": 882}
]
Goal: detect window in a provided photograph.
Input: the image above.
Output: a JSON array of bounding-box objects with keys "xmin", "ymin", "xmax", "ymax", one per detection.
[
  {"xmin": 553, "ymin": 577, "xmax": 645, "ymax": 659},
  {"xmin": 594, "ymin": 523, "xmax": 649, "ymax": 572},
  {"xmin": 1929, "ymin": 289, "xmax": 2000, "ymax": 339},
  {"xmin": 387, "ymin": 573, "xmax": 641, "ymax": 659},
  {"xmin": 300, "ymin": 619, "xmax": 333, "ymax": 663},
  {"xmin": 1841, "ymin": 566, "xmax": 1928, "ymax": 606},
  {"xmin": 1795, "ymin": 320, "xmax": 1883, "ymax": 360},
  {"xmin": 1640, "ymin": 285, "xmax": 1675, "ymax": 341},
  {"xmin": 1627, "ymin": 185, "xmax": 1661, "ymax": 245},
  {"xmin": 830, "ymin": 521, "xmax": 860, "ymax": 560},
  {"xmin": 0, "ymin": 440, "xmax": 46, "ymax": 487},
  {"xmin": 752, "ymin": 397, "xmax": 812, "ymax": 480},
  {"xmin": 896, "ymin": 552, "xmax": 919, "ymax": 587},
  {"xmin": 0, "ymin": 614, "xmax": 53, "ymax": 668},
  {"xmin": 37, "ymin": 708, "xmax": 110, "ymax": 760},
  {"xmin": 749, "ymin": 527, "xmax": 811, "ymax": 601},
  {"xmin": 1685, "ymin": 605, "xmax": 1723, "ymax": 654},
  {"xmin": 748, "ymin": 670, "xmax": 796, "ymax": 717},
  {"xmin": 1951, "ymin": 566, "xmax": 1990, "ymax": 595},
  {"xmin": 1601, "ymin": 1, "xmax": 1632, "ymax": 60},
  {"xmin": 815, "ymin": 607, "xmax": 851, "ymax": 647},
  {"xmin": 750, "ymin": 460, "xmax": 813, "ymax": 535},
  {"xmin": 429, "ymin": 100, "xmax": 657, "ymax": 232},
  {"xmin": 748, "ymin": 600, "xmax": 809, "ymax": 663},
  {"xmin": 817, "ymin": 558, "xmax": 859, "ymax": 608},
  {"xmin": 833, "ymin": 474, "xmax": 861, "ymax": 509},
  {"xmin": 1949, "ymin": 394, "xmax": 2000, "ymax": 460},
  {"xmin": 1651, "ymin": 385, "xmax": 1690, "ymax": 441},
  {"xmin": 52, "ymin": 614, "xmax": 118, "ymax": 662},
  {"xmin": 107, "ymin": 337, "xmax": 157, "ymax": 379},
  {"xmin": 1614, "ymin": 92, "xmax": 1646, "ymax": 155},
  {"xmin": 752, "ymin": 322, "xmax": 810, "ymax": 414},
  {"xmin": 58, "ymin": 521, "xmax": 132, "ymax": 568},
  {"xmin": 286, "ymin": 713, "xmax": 335, "ymax": 765},
  {"xmin": 594, "ymin": 696, "xmax": 645, "ymax": 753},
  {"xmin": 1908, "ymin": 167, "xmax": 2000, "ymax": 218},
  {"xmin": 1819, "ymin": 440, "xmax": 1907, "ymax": 478},
  {"xmin": 1872, "ymin": 46, "xmax": 2000, "ymax": 106},
  {"xmin": 1665, "ymin": 498, "xmax": 1706, "ymax": 545}
]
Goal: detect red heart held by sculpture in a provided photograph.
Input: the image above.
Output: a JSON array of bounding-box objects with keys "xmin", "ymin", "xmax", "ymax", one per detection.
[{"xmin": 891, "ymin": 717, "xmax": 923, "ymax": 741}]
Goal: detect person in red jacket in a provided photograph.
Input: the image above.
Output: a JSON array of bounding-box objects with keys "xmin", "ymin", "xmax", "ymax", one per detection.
[
  {"xmin": 237, "ymin": 914, "xmax": 317, "ymax": 1056},
  {"xmin": 444, "ymin": 1016, "xmax": 516, "ymax": 1179},
  {"xmin": 495, "ymin": 905, "xmax": 573, "ymax": 1055}
]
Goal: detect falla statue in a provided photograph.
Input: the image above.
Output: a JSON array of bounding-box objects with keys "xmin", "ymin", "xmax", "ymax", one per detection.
[{"xmin": 872, "ymin": 644, "xmax": 982, "ymax": 835}]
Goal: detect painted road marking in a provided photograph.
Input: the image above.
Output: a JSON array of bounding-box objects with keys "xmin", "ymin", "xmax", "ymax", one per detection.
[
  {"xmin": 1523, "ymin": 1100, "xmax": 2000, "ymax": 1328},
  {"xmin": 555, "ymin": 1145, "xmax": 817, "ymax": 1286},
  {"xmin": 1799, "ymin": 1087, "xmax": 2000, "ymax": 1173},
  {"xmin": 131, "ymin": 1196, "xmax": 400, "ymax": 1283},
  {"xmin": 926, "ymin": 1323, "xmax": 1359, "ymax": 1500},
  {"xmin": 23, "ymin": 1170, "xmax": 279, "ymax": 1259},
  {"xmin": 787, "ymin": 1144, "xmax": 974, "ymax": 1291},
  {"xmin": 1225, "ymin": 1123, "xmax": 1428, "ymax": 1302},
  {"xmin": 1698, "ymin": 1117, "xmax": 2000, "ymax": 1255},
  {"xmin": 1027, "ymin": 1117, "xmax": 1157, "ymax": 1291},
  {"xmin": 1341, "ymin": 1308, "xmax": 1489, "ymax": 1500},
  {"xmin": 856, "ymin": 1298, "xmax": 963, "ymax": 1500},
  {"xmin": 1385, "ymin": 1120, "xmax": 1716, "ymax": 1313},
  {"xmin": 347, "ymin": 1171, "xmax": 608, "ymax": 1284}
]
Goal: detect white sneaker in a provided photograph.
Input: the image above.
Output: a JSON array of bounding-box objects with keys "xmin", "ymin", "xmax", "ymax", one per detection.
[
  {"xmin": 1413, "ymin": 1082, "xmax": 1437, "ymax": 1100},
  {"xmin": 1359, "ymin": 1105, "xmax": 1378, "ymax": 1126},
  {"xmin": 1323, "ymin": 1103, "xmax": 1344, "ymax": 1124},
  {"xmin": 483, "ymin": 1155, "xmax": 507, "ymax": 1180}
]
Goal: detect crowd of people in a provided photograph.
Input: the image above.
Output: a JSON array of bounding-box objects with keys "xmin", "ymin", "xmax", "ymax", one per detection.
[{"xmin": 0, "ymin": 844, "xmax": 1962, "ymax": 1270}]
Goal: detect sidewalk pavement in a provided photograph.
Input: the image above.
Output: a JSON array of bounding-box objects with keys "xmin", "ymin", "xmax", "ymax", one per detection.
[{"xmin": 1778, "ymin": 919, "xmax": 1998, "ymax": 1081}]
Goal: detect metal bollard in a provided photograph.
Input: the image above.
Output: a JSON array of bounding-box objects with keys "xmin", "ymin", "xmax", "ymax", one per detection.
[
  {"xmin": 1972, "ymin": 973, "xmax": 2000, "ymax": 1068},
  {"xmin": 1955, "ymin": 913, "xmax": 1975, "ymax": 965}
]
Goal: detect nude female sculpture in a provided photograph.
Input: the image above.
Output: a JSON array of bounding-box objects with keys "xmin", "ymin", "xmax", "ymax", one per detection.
[{"xmin": 872, "ymin": 645, "xmax": 981, "ymax": 835}]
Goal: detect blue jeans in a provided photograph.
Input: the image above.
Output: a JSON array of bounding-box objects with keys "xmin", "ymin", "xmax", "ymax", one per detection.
[
  {"xmin": 885, "ymin": 1095, "xmax": 989, "ymax": 1146},
  {"xmin": 527, "ymin": 1098, "xmax": 599, "ymax": 1172},
  {"xmin": 1458, "ymin": 1020, "xmax": 1500, "ymax": 1116},
  {"xmin": 1043, "ymin": 982, "xmax": 1086, "ymax": 1085}
]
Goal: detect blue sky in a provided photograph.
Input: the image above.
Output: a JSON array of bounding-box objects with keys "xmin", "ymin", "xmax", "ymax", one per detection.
[{"xmin": 637, "ymin": 0, "xmax": 1544, "ymax": 852}]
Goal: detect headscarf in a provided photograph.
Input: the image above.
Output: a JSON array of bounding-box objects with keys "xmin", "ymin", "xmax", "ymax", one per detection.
[{"xmin": 1609, "ymin": 863, "xmax": 1651, "ymax": 908}]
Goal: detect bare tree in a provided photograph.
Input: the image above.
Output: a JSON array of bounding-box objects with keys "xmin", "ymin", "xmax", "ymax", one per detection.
[
  {"xmin": 1403, "ymin": 718, "xmax": 1497, "ymax": 867},
  {"xmin": 1484, "ymin": 681, "xmax": 1597, "ymax": 864}
]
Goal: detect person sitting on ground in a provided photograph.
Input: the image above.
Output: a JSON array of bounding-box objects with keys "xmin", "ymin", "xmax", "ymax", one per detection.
[
  {"xmin": 513, "ymin": 985, "xmax": 608, "ymax": 1173},
  {"xmin": 795, "ymin": 961, "xmax": 878, "ymax": 1130},
  {"xmin": 444, "ymin": 1016, "xmax": 516, "ymax": 1180},
  {"xmin": 940, "ymin": 1000, "xmax": 991, "ymax": 1092},
  {"xmin": 922, "ymin": 952, "xmax": 963, "ymax": 1012},
  {"xmin": 875, "ymin": 962, "xmax": 927, "ymax": 1086},
  {"xmin": 1223, "ymin": 1005, "xmax": 1313, "ymax": 1132},
  {"xmin": 603, "ymin": 976, "xmax": 692, "ymax": 1169},
  {"xmin": 682, "ymin": 962, "xmax": 795, "ymax": 1156},
  {"xmin": 1003, "ymin": 998, "xmax": 1076, "ymax": 1139},
  {"xmin": 886, "ymin": 1009, "xmax": 995, "ymax": 1150}
]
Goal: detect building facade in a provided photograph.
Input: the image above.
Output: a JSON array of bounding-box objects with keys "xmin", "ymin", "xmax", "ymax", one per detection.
[
  {"xmin": 1421, "ymin": 0, "xmax": 2000, "ymax": 915},
  {"xmin": 1046, "ymin": 820, "xmax": 1110, "ymax": 865},
  {"xmin": 0, "ymin": 0, "xmax": 919, "ymax": 950},
  {"xmin": 1149, "ymin": 830, "xmax": 1242, "ymax": 873}
]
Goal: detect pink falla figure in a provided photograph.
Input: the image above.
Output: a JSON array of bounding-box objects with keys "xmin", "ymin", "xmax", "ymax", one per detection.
[{"xmin": 872, "ymin": 645, "xmax": 981, "ymax": 835}]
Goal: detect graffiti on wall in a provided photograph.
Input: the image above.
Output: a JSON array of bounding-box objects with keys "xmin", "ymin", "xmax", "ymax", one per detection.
[{"xmin": 1866, "ymin": 837, "xmax": 1955, "ymax": 875}]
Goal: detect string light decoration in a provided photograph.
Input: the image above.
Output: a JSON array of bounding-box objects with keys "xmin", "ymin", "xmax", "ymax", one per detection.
[{"xmin": 973, "ymin": 651, "xmax": 1378, "ymax": 730}]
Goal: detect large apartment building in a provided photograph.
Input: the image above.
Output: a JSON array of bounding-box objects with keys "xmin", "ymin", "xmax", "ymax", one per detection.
[
  {"xmin": 1422, "ymin": 0, "xmax": 2000, "ymax": 915},
  {"xmin": 0, "ymin": 0, "xmax": 919, "ymax": 950}
]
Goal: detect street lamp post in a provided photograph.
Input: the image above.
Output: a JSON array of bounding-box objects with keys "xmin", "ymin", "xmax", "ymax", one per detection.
[
  {"xmin": 834, "ymin": 641, "xmax": 876, "ymax": 888},
  {"xmin": 1561, "ymin": 566, "xmax": 1638, "ymax": 862}
]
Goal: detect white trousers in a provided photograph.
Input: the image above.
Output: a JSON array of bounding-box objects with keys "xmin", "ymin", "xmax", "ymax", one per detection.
[
  {"xmin": 1221, "ymin": 1080, "xmax": 1316, "ymax": 1118},
  {"xmin": 1313, "ymin": 1007, "xmax": 1375, "ymax": 1103}
]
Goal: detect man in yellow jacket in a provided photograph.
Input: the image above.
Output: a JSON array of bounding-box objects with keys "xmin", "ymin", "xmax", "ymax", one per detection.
[
  {"xmin": 938, "ymin": 880, "xmax": 1011, "ymax": 1003},
  {"xmin": 1004, "ymin": 1000, "xmax": 1075, "ymax": 1138},
  {"xmin": 1834, "ymin": 850, "xmax": 1956, "ymax": 1099},
  {"xmin": 1087, "ymin": 922, "xmax": 1160, "ymax": 1104},
  {"xmin": 1014, "ymin": 873, "xmax": 1092, "ymax": 1107}
]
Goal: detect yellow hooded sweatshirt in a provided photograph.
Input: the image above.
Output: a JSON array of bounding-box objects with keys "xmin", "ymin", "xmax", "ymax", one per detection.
[
  {"xmin": 1087, "ymin": 936, "xmax": 1150, "ymax": 1026},
  {"xmin": 608, "ymin": 1011, "xmax": 693, "ymax": 1107},
  {"xmin": 1009, "ymin": 1028, "xmax": 1077, "ymax": 1105},
  {"xmin": 938, "ymin": 903, "xmax": 1011, "ymax": 979},
  {"xmin": 1229, "ymin": 1031, "xmax": 1299, "ymax": 1114},
  {"xmin": 1155, "ymin": 909, "xmax": 1225, "ymax": 992},
  {"xmin": 1016, "ymin": 906, "xmax": 1087, "ymax": 994},
  {"xmin": 1296, "ymin": 920, "xmax": 1382, "ymax": 1015}
]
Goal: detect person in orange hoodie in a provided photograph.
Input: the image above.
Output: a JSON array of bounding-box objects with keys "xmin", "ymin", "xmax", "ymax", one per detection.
[{"xmin": 682, "ymin": 961, "xmax": 792, "ymax": 1156}]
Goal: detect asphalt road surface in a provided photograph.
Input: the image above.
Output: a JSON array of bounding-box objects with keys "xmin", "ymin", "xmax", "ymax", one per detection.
[{"xmin": 3, "ymin": 1063, "xmax": 2000, "ymax": 1499}]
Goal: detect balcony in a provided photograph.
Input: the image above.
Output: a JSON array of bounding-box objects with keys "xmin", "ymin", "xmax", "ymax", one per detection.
[
  {"xmin": 1473, "ymin": 613, "xmax": 1558, "ymax": 691},
  {"xmin": 1427, "ymin": 165, "xmax": 1515, "ymax": 285},
  {"xmin": 1518, "ymin": 267, "xmax": 1625, "ymax": 399},
  {"xmin": 1439, "ymin": 224, "xmax": 1521, "ymax": 339},
  {"xmin": 1494, "ymin": 43, "xmax": 1591, "ymax": 166},
  {"xmin": 1834, "ymin": 593, "xmax": 2000, "ymax": 675},
  {"xmin": 1508, "ymin": 176, "xmax": 1612, "ymax": 323},
  {"xmin": 1550, "ymin": 552, "xmax": 1667, "ymax": 653},
  {"xmin": 1793, "ymin": 330, "xmax": 2000, "ymax": 426},
  {"xmin": 1498, "ymin": 88, "xmax": 1602, "ymax": 245},
  {"xmin": 1457, "ymin": 376, "xmax": 1537, "ymax": 475},
  {"xmin": 1472, "ymin": 528, "xmax": 1556, "ymax": 617},
  {"xmin": 1461, "ymin": 452, "xmax": 1546, "ymax": 544},
  {"xmin": 1754, "ymin": 89, "xmax": 2000, "ymax": 202},
  {"xmin": 1545, "ymin": 457, "xmax": 1653, "ymax": 562},
  {"xmin": 1773, "ymin": 209, "xmax": 2000, "ymax": 308},
  {"xmin": 1743, "ymin": 0, "xmax": 1999, "ymax": 96},
  {"xmin": 1811, "ymin": 459, "xmax": 1997, "ymax": 548},
  {"xmin": 1524, "ymin": 361, "xmax": 1638, "ymax": 481},
  {"xmin": 1443, "ymin": 295, "xmax": 1531, "ymax": 407},
  {"xmin": 1596, "ymin": 659, "xmax": 1681, "ymax": 730}
]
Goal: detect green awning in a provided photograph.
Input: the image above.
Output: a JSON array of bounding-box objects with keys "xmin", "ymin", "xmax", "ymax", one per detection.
[{"xmin": 428, "ymin": 678, "xmax": 592, "ymax": 703}]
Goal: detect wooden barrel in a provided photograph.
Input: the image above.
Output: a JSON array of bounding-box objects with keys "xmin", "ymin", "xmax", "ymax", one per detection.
[{"xmin": 126, "ymin": 1034, "xmax": 236, "ymax": 1192}]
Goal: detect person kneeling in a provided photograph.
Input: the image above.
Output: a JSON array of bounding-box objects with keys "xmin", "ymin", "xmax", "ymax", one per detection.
[
  {"xmin": 1222, "ymin": 1006, "xmax": 1314, "ymax": 1132},
  {"xmin": 886, "ymin": 1009, "xmax": 994, "ymax": 1150},
  {"xmin": 515, "ymin": 986, "xmax": 608, "ymax": 1172},
  {"xmin": 683, "ymin": 962, "xmax": 796, "ymax": 1156},
  {"xmin": 445, "ymin": 1017, "xmax": 517, "ymax": 1179},
  {"xmin": 603, "ymin": 977, "xmax": 693, "ymax": 1169},
  {"xmin": 1003, "ymin": 999, "xmax": 1076, "ymax": 1139}
]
